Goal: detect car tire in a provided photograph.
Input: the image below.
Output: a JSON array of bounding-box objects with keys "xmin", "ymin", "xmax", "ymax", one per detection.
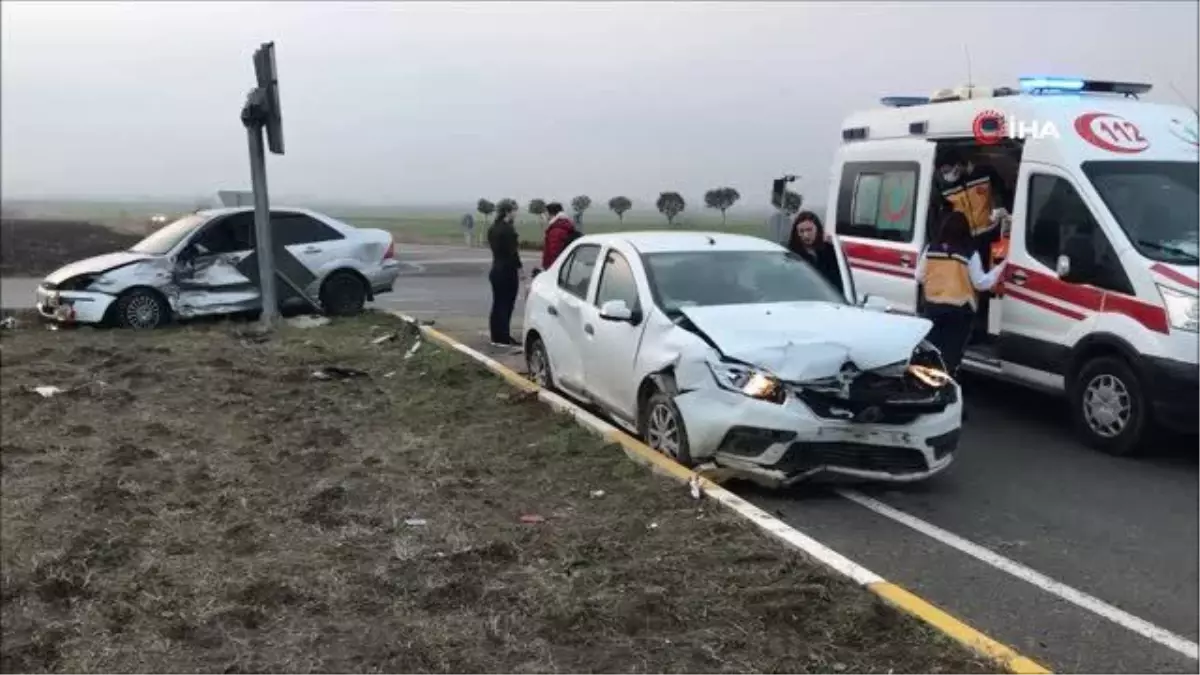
[
  {"xmin": 114, "ymin": 288, "xmax": 170, "ymax": 330},
  {"xmin": 639, "ymin": 387, "xmax": 694, "ymax": 467},
  {"xmin": 1069, "ymin": 355, "xmax": 1147, "ymax": 456},
  {"xmin": 525, "ymin": 335, "xmax": 557, "ymax": 391},
  {"xmin": 320, "ymin": 271, "xmax": 367, "ymax": 317}
]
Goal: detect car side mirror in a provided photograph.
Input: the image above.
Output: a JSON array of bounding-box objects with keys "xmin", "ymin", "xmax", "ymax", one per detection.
[
  {"xmin": 859, "ymin": 294, "xmax": 892, "ymax": 312},
  {"xmin": 599, "ymin": 299, "xmax": 635, "ymax": 323},
  {"xmin": 1055, "ymin": 254, "xmax": 1071, "ymax": 279}
]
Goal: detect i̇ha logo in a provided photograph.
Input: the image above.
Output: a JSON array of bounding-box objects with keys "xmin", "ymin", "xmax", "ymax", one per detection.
[{"xmin": 972, "ymin": 109, "xmax": 1060, "ymax": 145}]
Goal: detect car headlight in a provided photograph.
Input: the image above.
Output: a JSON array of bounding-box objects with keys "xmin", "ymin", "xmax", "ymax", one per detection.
[
  {"xmin": 908, "ymin": 364, "xmax": 954, "ymax": 388},
  {"xmin": 57, "ymin": 275, "xmax": 95, "ymax": 292},
  {"xmin": 707, "ymin": 361, "xmax": 785, "ymax": 403},
  {"xmin": 1158, "ymin": 285, "xmax": 1199, "ymax": 333}
]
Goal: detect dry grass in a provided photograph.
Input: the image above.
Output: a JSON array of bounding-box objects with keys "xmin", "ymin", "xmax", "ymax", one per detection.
[
  {"xmin": 0, "ymin": 314, "xmax": 993, "ymax": 673},
  {"xmin": 0, "ymin": 219, "xmax": 143, "ymax": 278}
]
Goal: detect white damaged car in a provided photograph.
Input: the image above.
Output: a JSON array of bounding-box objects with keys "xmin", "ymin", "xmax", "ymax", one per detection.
[
  {"xmin": 522, "ymin": 232, "xmax": 961, "ymax": 485},
  {"xmin": 36, "ymin": 207, "xmax": 401, "ymax": 328}
]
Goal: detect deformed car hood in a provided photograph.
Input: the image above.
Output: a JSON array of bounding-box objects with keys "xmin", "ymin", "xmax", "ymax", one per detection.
[
  {"xmin": 678, "ymin": 301, "xmax": 933, "ymax": 381},
  {"xmin": 44, "ymin": 251, "xmax": 153, "ymax": 285}
]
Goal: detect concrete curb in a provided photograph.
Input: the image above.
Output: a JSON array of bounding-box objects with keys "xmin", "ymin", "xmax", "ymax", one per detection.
[{"xmin": 389, "ymin": 310, "xmax": 1052, "ymax": 675}]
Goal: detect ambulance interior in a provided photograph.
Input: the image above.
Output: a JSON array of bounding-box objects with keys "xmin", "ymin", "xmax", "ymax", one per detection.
[{"xmin": 925, "ymin": 137, "xmax": 1023, "ymax": 358}]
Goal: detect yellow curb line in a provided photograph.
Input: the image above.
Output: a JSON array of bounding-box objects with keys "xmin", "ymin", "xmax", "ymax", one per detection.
[{"xmin": 389, "ymin": 311, "xmax": 1052, "ymax": 674}]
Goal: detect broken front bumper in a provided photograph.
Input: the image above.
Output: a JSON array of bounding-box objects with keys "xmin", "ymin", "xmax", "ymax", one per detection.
[
  {"xmin": 673, "ymin": 381, "xmax": 961, "ymax": 485},
  {"xmin": 35, "ymin": 285, "xmax": 116, "ymax": 324}
]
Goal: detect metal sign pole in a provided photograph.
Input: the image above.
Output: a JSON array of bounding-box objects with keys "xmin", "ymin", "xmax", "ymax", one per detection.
[{"xmin": 245, "ymin": 121, "xmax": 278, "ymax": 326}]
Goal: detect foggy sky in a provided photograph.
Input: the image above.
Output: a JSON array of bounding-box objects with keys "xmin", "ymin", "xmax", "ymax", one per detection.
[{"xmin": 2, "ymin": 1, "xmax": 1197, "ymax": 209}]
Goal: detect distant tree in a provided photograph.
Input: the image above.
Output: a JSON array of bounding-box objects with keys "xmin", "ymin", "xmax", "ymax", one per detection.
[
  {"xmin": 656, "ymin": 192, "xmax": 686, "ymax": 227},
  {"xmin": 528, "ymin": 198, "xmax": 547, "ymax": 218},
  {"xmin": 703, "ymin": 187, "xmax": 741, "ymax": 225},
  {"xmin": 570, "ymin": 195, "xmax": 592, "ymax": 219},
  {"xmin": 476, "ymin": 198, "xmax": 496, "ymax": 224},
  {"xmin": 496, "ymin": 198, "xmax": 518, "ymax": 214},
  {"xmin": 608, "ymin": 196, "xmax": 632, "ymax": 223},
  {"xmin": 781, "ymin": 190, "xmax": 804, "ymax": 215}
]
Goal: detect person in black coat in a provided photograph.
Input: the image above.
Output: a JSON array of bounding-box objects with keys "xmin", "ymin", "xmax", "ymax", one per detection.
[
  {"xmin": 487, "ymin": 204, "xmax": 522, "ymax": 348},
  {"xmin": 787, "ymin": 210, "xmax": 843, "ymax": 294}
]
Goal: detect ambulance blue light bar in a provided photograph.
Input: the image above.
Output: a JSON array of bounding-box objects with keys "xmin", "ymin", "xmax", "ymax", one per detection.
[{"xmin": 1019, "ymin": 76, "xmax": 1153, "ymax": 96}]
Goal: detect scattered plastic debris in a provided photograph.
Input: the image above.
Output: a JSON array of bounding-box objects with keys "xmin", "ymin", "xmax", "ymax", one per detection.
[
  {"xmin": 404, "ymin": 518, "xmax": 428, "ymax": 527},
  {"xmin": 287, "ymin": 315, "xmax": 331, "ymax": 329},
  {"xmin": 311, "ymin": 366, "xmax": 369, "ymax": 380},
  {"xmin": 32, "ymin": 385, "xmax": 64, "ymax": 398},
  {"xmin": 590, "ymin": 490, "xmax": 606, "ymax": 499},
  {"xmin": 0, "ymin": 317, "xmax": 17, "ymax": 330},
  {"xmin": 405, "ymin": 340, "xmax": 422, "ymax": 359},
  {"xmin": 689, "ymin": 476, "xmax": 703, "ymax": 500},
  {"xmin": 383, "ymin": 371, "xmax": 397, "ymax": 378},
  {"xmin": 372, "ymin": 332, "xmax": 398, "ymax": 345},
  {"xmin": 519, "ymin": 514, "xmax": 545, "ymax": 524},
  {"xmin": 648, "ymin": 522, "xmax": 659, "ymax": 530}
]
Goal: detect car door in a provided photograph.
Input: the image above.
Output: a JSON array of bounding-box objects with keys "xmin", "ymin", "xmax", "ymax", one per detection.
[
  {"xmin": 269, "ymin": 211, "xmax": 342, "ymax": 302},
  {"xmin": 1000, "ymin": 164, "xmax": 1136, "ymax": 384},
  {"xmin": 174, "ymin": 211, "xmax": 260, "ymax": 314},
  {"xmin": 548, "ymin": 243, "xmax": 601, "ymax": 393},
  {"xmin": 832, "ymin": 142, "xmax": 933, "ymax": 315},
  {"xmin": 580, "ymin": 246, "xmax": 648, "ymax": 422}
]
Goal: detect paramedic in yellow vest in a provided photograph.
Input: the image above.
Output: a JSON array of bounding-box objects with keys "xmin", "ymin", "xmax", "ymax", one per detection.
[
  {"xmin": 935, "ymin": 148, "xmax": 1012, "ymax": 269},
  {"xmin": 916, "ymin": 211, "xmax": 1007, "ymax": 377}
]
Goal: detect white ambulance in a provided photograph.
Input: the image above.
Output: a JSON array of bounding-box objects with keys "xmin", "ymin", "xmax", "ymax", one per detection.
[{"xmin": 826, "ymin": 77, "xmax": 1198, "ymax": 455}]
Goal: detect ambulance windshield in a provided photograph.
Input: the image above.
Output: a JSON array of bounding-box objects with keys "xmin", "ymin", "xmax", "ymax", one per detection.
[{"xmin": 1082, "ymin": 161, "xmax": 1199, "ymax": 265}]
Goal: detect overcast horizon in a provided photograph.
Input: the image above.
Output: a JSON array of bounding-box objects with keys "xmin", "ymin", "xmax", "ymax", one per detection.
[{"xmin": 2, "ymin": 1, "xmax": 1197, "ymax": 210}]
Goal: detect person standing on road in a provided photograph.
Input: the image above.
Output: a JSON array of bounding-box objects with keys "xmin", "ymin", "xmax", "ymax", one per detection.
[
  {"xmin": 915, "ymin": 210, "xmax": 1006, "ymax": 378},
  {"xmin": 461, "ymin": 213, "xmax": 476, "ymax": 247},
  {"xmin": 786, "ymin": 210, "xmax": 843, "ymax": 294},
  {"xmin": 487, "ymin": 204, "xmax": 522, "ymax": 348},
  {"xmin": 540, "ymin": 202, "xmax": 579, "ymax": 271}
]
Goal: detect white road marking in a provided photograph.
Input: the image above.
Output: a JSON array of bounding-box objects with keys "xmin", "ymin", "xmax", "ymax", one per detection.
[{"xmin": 838, "ymin": 489, "xmax": 1200, "ymax": 661}]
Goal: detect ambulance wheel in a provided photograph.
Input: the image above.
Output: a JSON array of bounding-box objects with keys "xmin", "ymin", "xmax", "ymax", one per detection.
[{"xmin": 1070, "ymin": 356, "xmax": 1147, "ymax": 456}]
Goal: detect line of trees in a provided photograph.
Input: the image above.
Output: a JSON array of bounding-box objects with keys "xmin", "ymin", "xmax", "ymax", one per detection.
[{"xmin": 476, "ymin": 185, "xmax": 802, "ymax": 227}]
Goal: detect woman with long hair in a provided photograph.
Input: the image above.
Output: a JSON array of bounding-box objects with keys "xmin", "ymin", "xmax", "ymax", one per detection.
[
  {"xmin": 786, "ymin": 210, "xmax": 843, "ymax": 293},
  {"xmin": 486, "ymin": 203, "xmax": 522, "ymax": 348},
  {"xmin": 915, "ymin": 210, "xmax": 1007, "ymax": 377}
]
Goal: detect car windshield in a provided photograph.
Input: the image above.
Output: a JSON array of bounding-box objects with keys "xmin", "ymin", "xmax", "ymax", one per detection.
[
  {"xmin": 129, "ymin": 214, "xmax": 207, "ymax": 255},
  {"xmin": 643, "ymin": 250, "xmax": 846, "ymax": 314},
  {"xmin": 1082, "ymin": 160, "xmax": 1199, "ymax": 265}
]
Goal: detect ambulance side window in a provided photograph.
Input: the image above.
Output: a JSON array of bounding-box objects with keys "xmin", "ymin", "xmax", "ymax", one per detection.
[
  {"xmin": 836, "ymin": 161, "xmax": 920, "ymax": 243},
  {"xmin": 1025, "ymin": 174, "xmax": 1133, "ymax": 294}
]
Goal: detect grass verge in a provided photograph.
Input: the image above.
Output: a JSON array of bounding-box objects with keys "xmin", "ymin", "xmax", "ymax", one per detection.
[{"xmin": 1, "ymin": 314, "xmax": 993, "ymax": 673}]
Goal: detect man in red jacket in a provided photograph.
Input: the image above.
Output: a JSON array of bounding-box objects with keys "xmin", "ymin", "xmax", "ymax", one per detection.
[{"xmin": 541, "ymin": 202, "xmax": 579, "ymax": 270}]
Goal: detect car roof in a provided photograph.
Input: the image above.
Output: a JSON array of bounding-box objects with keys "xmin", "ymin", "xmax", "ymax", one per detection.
[
  {"xmin": 196, "ymin": 206, "xmax": 316, "ymax": 218},
  {"xmin": 580, "ymin": 231, "xmax": 783, "ymax": 254}
]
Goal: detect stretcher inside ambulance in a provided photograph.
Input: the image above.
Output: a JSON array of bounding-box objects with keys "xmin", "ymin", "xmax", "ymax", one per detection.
[{"xmin": 826, "ymin": 77, "xmax": 1198, "ymax": 455}]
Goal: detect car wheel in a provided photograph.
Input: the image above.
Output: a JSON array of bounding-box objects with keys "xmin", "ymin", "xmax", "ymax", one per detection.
[
  {"xmin": 1070, "ymin": 356, "xmax": 1147, "ymax": 456},
  {"xmin": 525, "ymin": 336, "xmax": 556, "ymax": 390},
  {"xmin": 320, "ymin": 271, "xmax": 367, "ymax": 316},
  {"xmin": 640, "ymin": 388, "xmax": 694, "ymax": 466},
  {"xmin": 114, "ymin": 288, "xmax": 169, "ymax": 330}
]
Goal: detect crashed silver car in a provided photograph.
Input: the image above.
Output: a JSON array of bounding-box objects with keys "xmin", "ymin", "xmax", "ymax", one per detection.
[
  {"xmin": 521, "ymin": 232, "xmax": 961, "ymax": 486},
  {"xmin": 35, "ymin": 207, "xmax": 401, "ymax": 328}
]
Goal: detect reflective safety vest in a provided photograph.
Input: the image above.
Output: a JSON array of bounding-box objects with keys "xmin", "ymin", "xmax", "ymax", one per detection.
[{"xmin": 922, "ymin": 249, "xmax": 976, "ymax": 310}]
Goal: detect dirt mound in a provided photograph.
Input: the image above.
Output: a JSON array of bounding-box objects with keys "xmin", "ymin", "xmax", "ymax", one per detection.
[{"xmin": 0, "ymin": 219, "xmax": 142, "ymax": 278}]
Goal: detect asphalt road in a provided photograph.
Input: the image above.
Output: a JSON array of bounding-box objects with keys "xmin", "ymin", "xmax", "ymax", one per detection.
[{"xmin": 3, "ymin": 244, "xmax": 1197, "ymax": 673}]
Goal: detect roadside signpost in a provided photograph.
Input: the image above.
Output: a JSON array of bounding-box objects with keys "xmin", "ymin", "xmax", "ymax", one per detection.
[
  {"xmin": 241, "ymin": 41, "xmax": 286, "ymax": 328},
  {"xmin": 769, "ymin": 174, "xmax": 798, "ymax": 244}
]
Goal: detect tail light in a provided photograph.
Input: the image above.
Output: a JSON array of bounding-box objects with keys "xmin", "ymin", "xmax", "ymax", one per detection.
[{"xmin": 383, "ymin": 239, "xmax": 395, "ymax": 260}]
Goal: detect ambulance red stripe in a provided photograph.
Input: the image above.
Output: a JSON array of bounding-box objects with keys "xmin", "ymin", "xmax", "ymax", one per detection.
[
  {"xmin": 1150, "ymin": 263, "xmax": 1199, "ymax": 290},
  {"xmin": 1006, "ymin": 264, "xmax": 1169, "ymax": 334}
]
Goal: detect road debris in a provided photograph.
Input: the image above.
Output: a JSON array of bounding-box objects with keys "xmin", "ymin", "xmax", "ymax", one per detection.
[
  {"xmin": 689, "ymin": 475, "xmax": 703, "ymax": 500},
  {"xmin": 383, "ymin": 370, "xmax": 397, "ymax": 378},
  {"xmin": 648, "ymin": 521, "xmax": 659, "ymax": 530},
  {"xmin": 404, "ymin": 518, "xmax": 428, "ymax": 527},
  {"xmin": 311, "ymin": 366, "xmax": 369, "ymax": 381},
  {"xmin": 31, "ymin": 385, "xmax": 64, "ymax": 398},
  {"xmin": 1, "ymin": 316, "xmax": 17, "ymax": 330},
  {"xmin": 405, "ymin": 340, "xmax": 422, "ymax": 359},
  {"xmin": 590, "ymin": 489, "xmax": 606, "ymax": 499},
  {"xmin": 287, "ymin": 315, "xmax": 331, "ymax": 329},
  {"xmin": 519, "ymin": 514, "xmax": 545, "ymax": 524},
  {"xmin": 372, "ymin": 332, "xmax": 398, "ymax": 345}
]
